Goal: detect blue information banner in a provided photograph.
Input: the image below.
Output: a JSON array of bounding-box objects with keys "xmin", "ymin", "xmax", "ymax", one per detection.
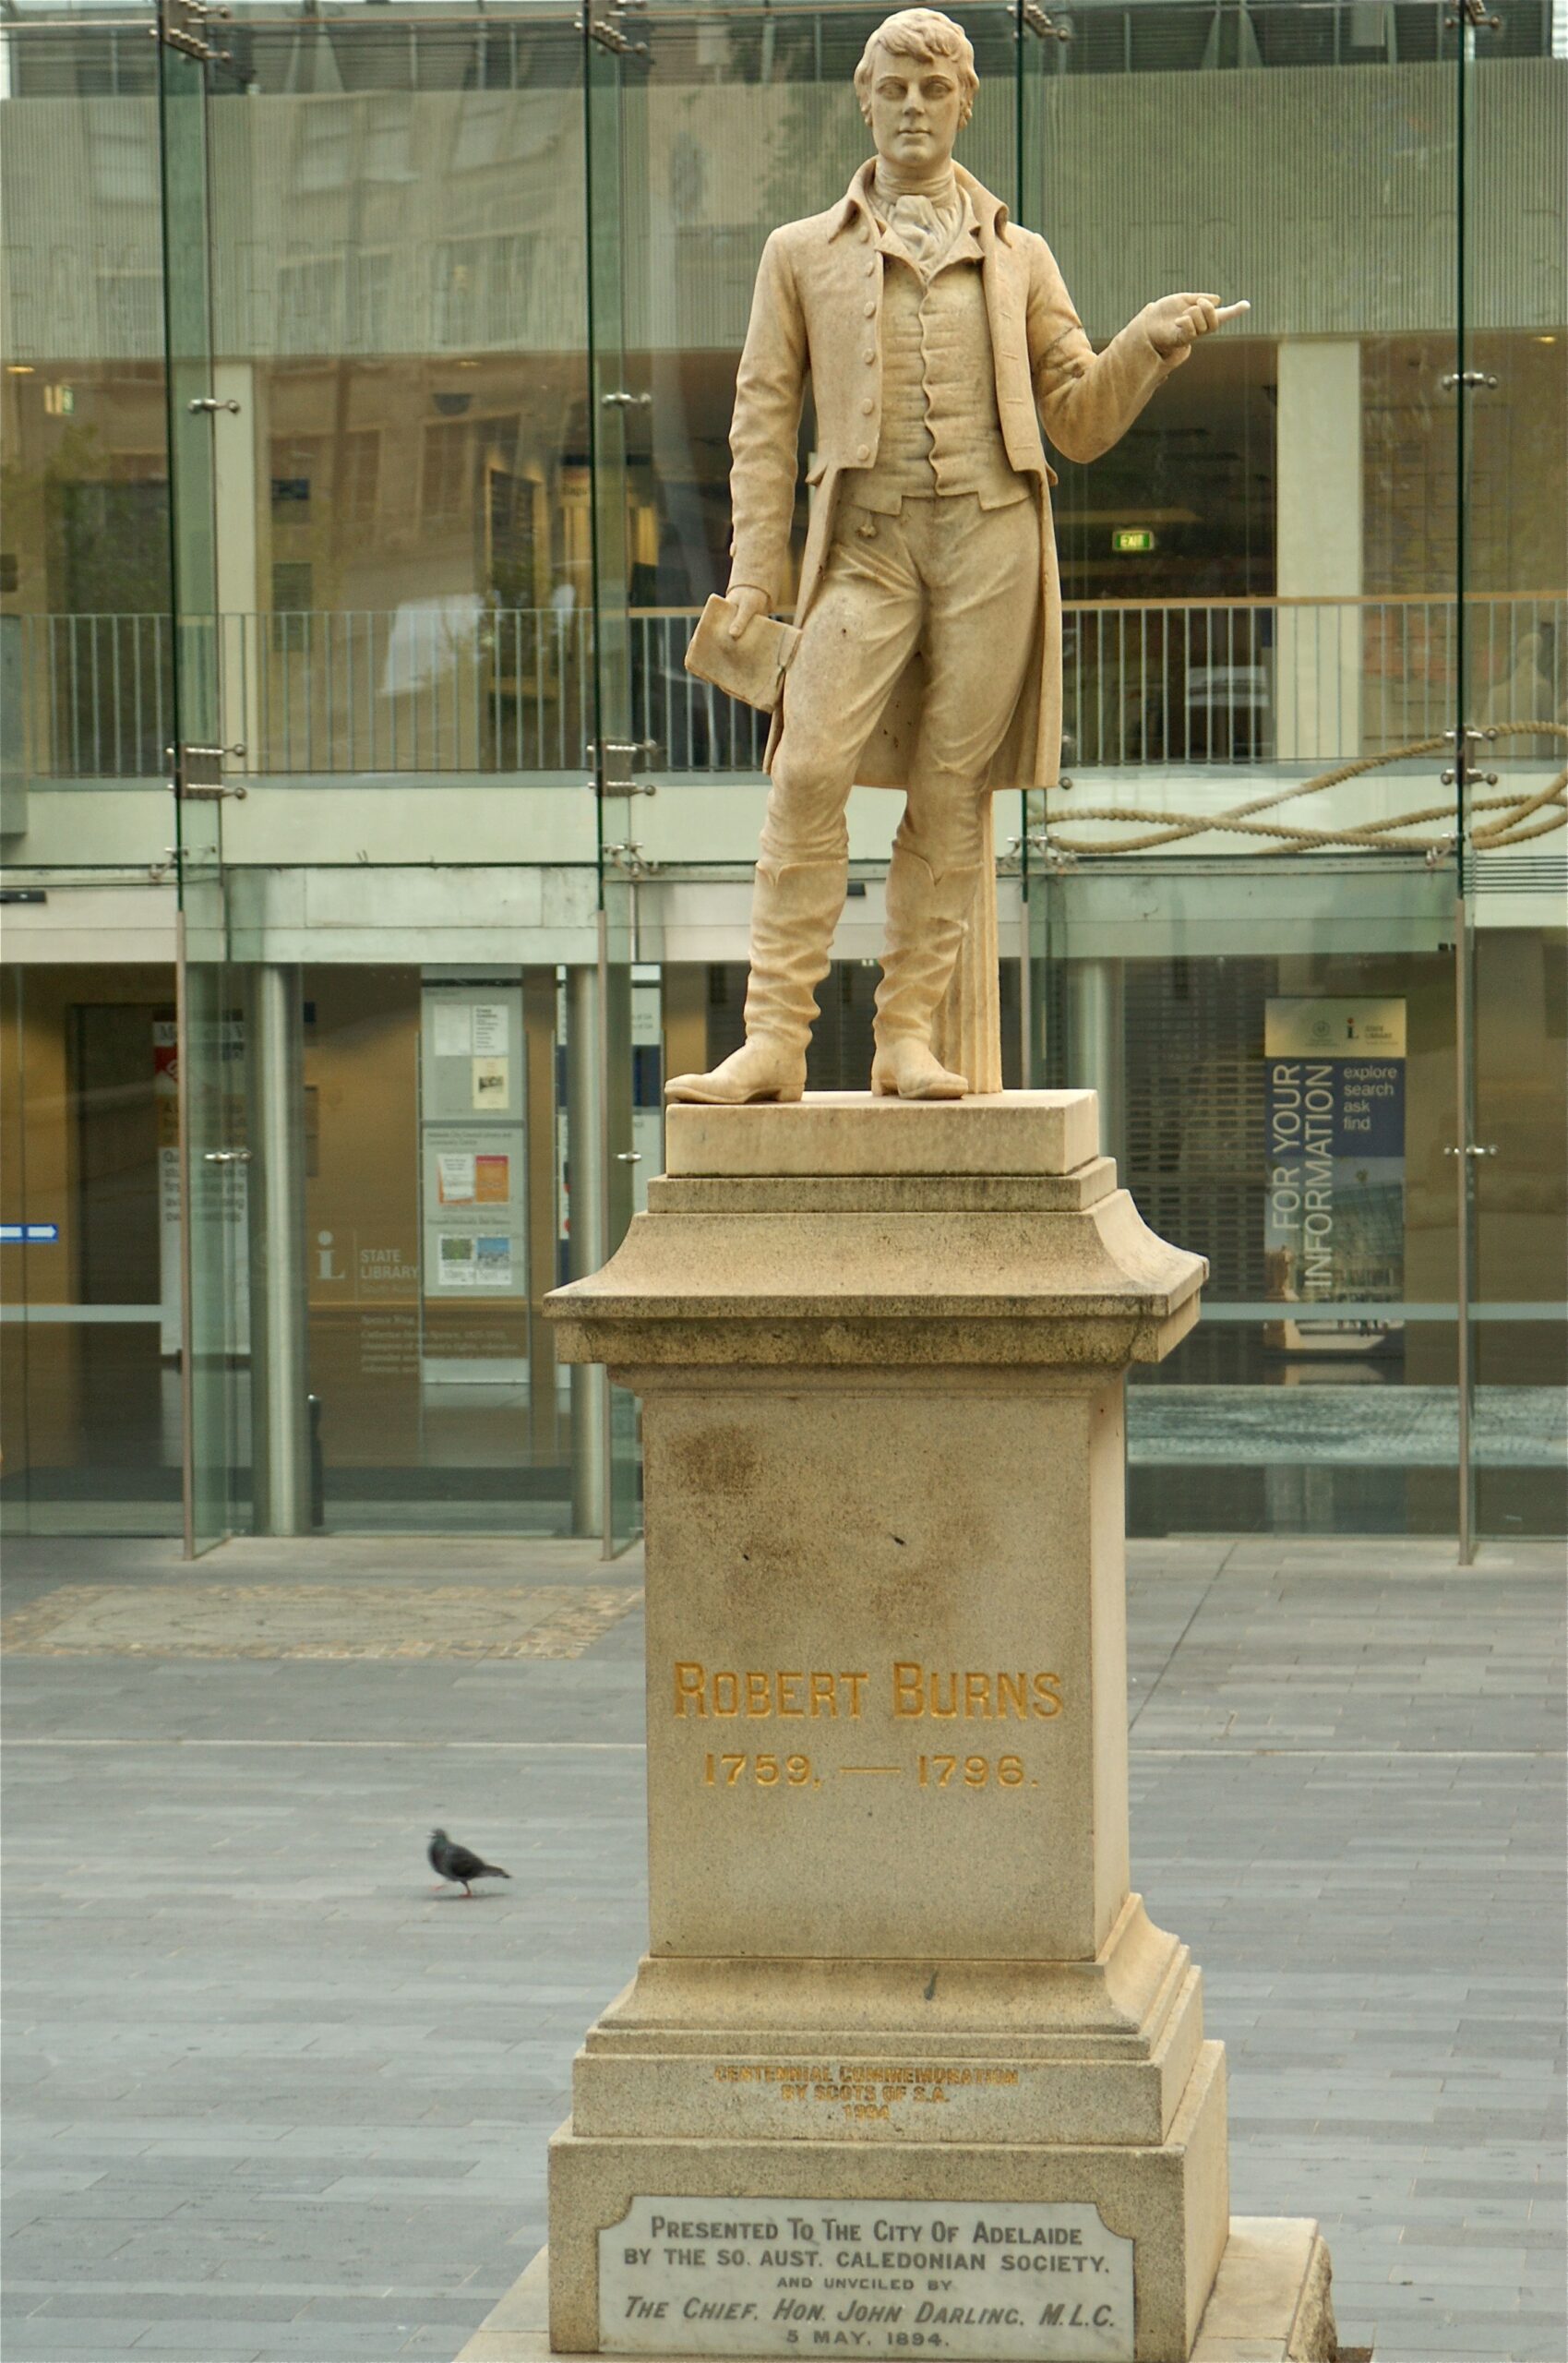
[{"xmin": 1263, "ymin": 1000, "xmax": 1406, "ymax": 1351}]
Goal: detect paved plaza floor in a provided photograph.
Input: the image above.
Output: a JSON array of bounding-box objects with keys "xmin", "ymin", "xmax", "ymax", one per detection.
[{"xmin": 2, "ymin": 1532, "xmax": 1563, "ymax": 2363}]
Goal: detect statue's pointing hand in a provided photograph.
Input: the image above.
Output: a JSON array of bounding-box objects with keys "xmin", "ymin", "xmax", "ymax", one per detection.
[{"xmin": 1141, "ymin": 294, "xmax": 1250, "ymax": 364}]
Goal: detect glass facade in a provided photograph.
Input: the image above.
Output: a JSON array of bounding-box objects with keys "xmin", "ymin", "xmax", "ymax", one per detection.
[{"xmin": 2, "ymin": 0, "xmax": 1563, "ymax": 1551}]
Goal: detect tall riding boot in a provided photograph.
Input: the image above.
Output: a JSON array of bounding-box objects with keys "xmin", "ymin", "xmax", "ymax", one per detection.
[
  {"xmin": 870, "ymin": 850, "xmax": 984, "ymax": 1099},
  {"xmin": 665, "ymin": 857, "xmax": 848, "ymax": 1104}
]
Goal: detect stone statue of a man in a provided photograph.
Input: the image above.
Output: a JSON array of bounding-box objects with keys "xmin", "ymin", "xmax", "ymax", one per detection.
[{"xmin": 666, "ymin": 6, "xmax": 1244, "ymax": 1105}]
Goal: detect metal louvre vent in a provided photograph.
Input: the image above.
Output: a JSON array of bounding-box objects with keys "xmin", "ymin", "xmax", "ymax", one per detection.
[
  {"xmin": 1472, "ymin": 852, "xmax": 1568, "ymax": 894},
  {"xmin": 1123, "ymin": 956, "xmax": 1272, "ymax": 1302}
]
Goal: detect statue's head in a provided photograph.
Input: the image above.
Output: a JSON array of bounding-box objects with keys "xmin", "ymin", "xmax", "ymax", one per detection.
[{"xmin": 855, "ymin": 7, "xmax": 977, "ymax": 176}]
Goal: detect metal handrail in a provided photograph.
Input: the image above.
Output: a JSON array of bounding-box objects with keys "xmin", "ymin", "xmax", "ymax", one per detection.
[{"xmin": 7, "ymin": 596, "xmax": 1564, "ymax": 814}]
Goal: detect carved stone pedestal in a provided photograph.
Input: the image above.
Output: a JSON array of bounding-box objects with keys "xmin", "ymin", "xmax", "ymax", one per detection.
[{"xmin": 476, "ymin": 1094, "xmax": 1339, "ymax": 2363}]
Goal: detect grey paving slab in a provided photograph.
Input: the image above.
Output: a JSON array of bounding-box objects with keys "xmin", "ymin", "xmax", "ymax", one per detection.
[
  {"xmin": 1, "ymin": 2325, "xmax": 161, "ymax": 2353},
  {"xmin": 4, "ymin": 1533, "xmax": 1564, "ymax": 2363}
]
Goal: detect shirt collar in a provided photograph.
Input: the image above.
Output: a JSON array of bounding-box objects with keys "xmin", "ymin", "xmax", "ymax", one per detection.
[{"xmin": 831, "ymin": 158, "xmax": 1011, "ymax": 244}]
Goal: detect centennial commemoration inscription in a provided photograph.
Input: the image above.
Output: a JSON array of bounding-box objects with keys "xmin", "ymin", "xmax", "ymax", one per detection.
[{"xmin": 599, "ymin": 2199, "xmax": 1133, "ymax": 2361}]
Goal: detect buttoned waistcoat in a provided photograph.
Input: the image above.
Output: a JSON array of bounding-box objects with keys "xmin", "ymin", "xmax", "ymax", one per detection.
[
  {"xmin": 854, "ymin": 228, "xmax": 1022, "ymax": 511},
  {"xmin": 726, "ymin": 160, "xmax": 1180, "ymax": 791}
]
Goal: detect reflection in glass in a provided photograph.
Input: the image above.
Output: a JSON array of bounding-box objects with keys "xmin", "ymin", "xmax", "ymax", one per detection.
[
  {"xmin": 1, "ymin": 0, "xmax": 1562, "ymax": 1549},
  {"xmin": 0, "ymin": 966, "xmax": 185, "ymax": 1539}
]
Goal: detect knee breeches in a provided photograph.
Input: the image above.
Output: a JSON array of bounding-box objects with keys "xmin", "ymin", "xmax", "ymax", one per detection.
[{"xmin": 760, "ymin": 488, "xmax": 1038, "ymax": 876}]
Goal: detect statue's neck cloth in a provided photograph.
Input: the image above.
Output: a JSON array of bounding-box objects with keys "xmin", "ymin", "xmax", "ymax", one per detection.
[
  {"xmin": 872, "ymin": 161, "xmax": 960, "ymax": 207},
  {"xmin": 870, "ymin": 162, "xmax": 967, "ymax": 276}
]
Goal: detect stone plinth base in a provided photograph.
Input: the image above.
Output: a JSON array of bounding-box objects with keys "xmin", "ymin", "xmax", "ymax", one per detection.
[
  {"xmin": 555, "ymin": 1895, "xmax": 1227, "ymax": 2360},
  {"xmin": 538, "ymin": 1095, "xmax": 1339, "ymax": 2363},
  {"xmin": 547, "ymin": 2043, "xmax": 1227, "ymax": 2357},
  {"xmin": 455, "ymin": 2221, "xmax": 1341, "ymax": 2363}
]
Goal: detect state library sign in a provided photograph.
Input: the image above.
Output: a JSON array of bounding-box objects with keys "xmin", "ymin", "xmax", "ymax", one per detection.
[{"xmin": 1263, "ymin": 997, "xmax": 1406, "ymax": 1352}]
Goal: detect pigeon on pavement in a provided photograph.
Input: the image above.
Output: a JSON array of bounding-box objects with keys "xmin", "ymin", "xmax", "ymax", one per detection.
[{"xmin": 428, "ymin": 1829, "xmax": 510, "ymax": 1899}]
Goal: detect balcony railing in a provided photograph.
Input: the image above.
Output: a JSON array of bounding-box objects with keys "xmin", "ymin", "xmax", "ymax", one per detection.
[{"xmin": 6, "ymin": 595, "xmax": 1563, "ymax": 854}]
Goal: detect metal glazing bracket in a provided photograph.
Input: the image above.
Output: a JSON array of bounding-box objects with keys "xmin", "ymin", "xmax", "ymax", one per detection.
[
  {"xmin": 170, "ymin": 743, "xmax": 248, "ymax": 801},
  {"xmin": 1445, "ymin": 0, "xmax": 1501, "ymax": 27},
  {"xmin": 1020, "ymin": 2, "xmax": 1072, "ymax": 36},
  {"xmin": 580, "ymin": 11, "xmax": 649, "ymax": 54},
  {"xmin": 152, "ymin": 0, "xmax": 233, "ymax": 64},
  {"xmin": 188, "ymin": 396, "xmax": 242, "ymax": 414},
  {"xmin": 1020, "ymin": 824, "xmax": 1078, "ymax": 872},
  {"xmin": 1440, "ymin": 725, "xmax": 1499, "ymax": 792},
  {"xmin": 1441, "ymin": 370, "xmax": 1500, "ymax": 391},
  {"xmin": 589, "ymin": 739, "xmax": 659, "ymax": 795},
  {"xmin": 602, "ymin": 842, "xmax": 658, "ymax": 877}
]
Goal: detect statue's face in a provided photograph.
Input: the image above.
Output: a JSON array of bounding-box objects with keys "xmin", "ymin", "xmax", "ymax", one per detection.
[{"xmin": 864, "ymin": 42, "xmax": 965, "ymax": 175}]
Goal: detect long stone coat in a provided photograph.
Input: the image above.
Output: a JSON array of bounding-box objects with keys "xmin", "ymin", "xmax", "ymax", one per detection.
[{"xmin": 726, "ymin": 160, "xmax": 1181, "ymax": 793}]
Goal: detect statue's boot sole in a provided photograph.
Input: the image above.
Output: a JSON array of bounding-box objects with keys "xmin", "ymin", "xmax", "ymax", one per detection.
[
  {"xmin": 870, "ymin": 1058, "xmax": 968, "ymax": 1101},
  {"xmin": 664, "ymin": 1079, "xmax": 805, "ymax": 1105}
]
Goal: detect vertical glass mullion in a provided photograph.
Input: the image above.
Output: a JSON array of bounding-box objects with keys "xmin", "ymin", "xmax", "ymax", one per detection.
[
  {"xmin": 158, "ymin": 22, "xmax": 243, "ymax": 1556},
  {"xmin": 1454, "ymin": 8, "xmax": 1477, "ymax": 1562},
  {"xmin": 583, "ymin": 14, "xmax": 639, "ymax": 1553}
]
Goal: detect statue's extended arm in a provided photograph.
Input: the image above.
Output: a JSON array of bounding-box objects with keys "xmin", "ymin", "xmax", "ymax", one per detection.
[
  {"xmin": 1025, "ymin": 236, "xmax": 1236, "ymax": 467},
  {"xmin": 726, "ymin": 231, "xmax": 810, "ymax": 620}
]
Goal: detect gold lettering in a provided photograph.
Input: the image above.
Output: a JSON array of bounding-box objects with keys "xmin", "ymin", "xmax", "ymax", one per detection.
[
  {"xmin": 928, "ymin": 1672, "xmax": 959, "ymax": 1719},
  {"xmin": 892, "ymin": 1661, "xmax": 924, "ymax": 1718},
  {"xmin": 685, "ymin": 1662, "xmax": 1064, "ymax": 1727}
]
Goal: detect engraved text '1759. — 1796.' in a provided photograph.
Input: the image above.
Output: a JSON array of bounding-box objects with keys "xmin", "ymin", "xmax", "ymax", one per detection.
[{"xmin": 598, "ymin": 2199, "xmax": 1133, "ymax": 2362}]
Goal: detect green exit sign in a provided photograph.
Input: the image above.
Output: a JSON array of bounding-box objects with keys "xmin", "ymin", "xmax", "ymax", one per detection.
[{"xmin": 1111, "ymin": 527, "xmax": 1156, "ymax": 554}]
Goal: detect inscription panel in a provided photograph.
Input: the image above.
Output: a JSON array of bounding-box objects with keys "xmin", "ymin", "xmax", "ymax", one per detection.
[
  {"xmin": 598, "ymin": 2197, "xmax": 1133, "ymax": 2361},
  {"xmin": 641, "ymin": 1386, "xmax": 1119, "ymax": 1962}
]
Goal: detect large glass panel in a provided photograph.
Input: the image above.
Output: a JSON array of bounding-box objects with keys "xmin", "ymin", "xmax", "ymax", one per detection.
[
  {"xmin": 1115, "ymin": 926, "xmax": 1465, "ymax": 1539},
  {"xmin": 0, "ymin": 962, "xmax": 185, "ymax": 1539},
  {"xmin": 1022, "ymin": 0, "xmax": 1470, "ymax": 1534},
  {"xmin": 196, "ymin": 6, "xmax": 594, "ymax": 863},
  {"xmin": 295, "ymin": 962, "xmax": 572, "ymax": 1532},
  {"xmin": 0, "ymin": 10, "xmax": 175, "ymax": 861},
  {"xmin": 190, "ymin": 5, "xmax": 605, "ymax": 1541},
  {"xmin": 1471, "ymin": 929, "xmax": 1568, "ymax": 1538},
  {"xmin": 1459, "ymin": 12, "xmax": 1567, "ymax": 1541}
]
